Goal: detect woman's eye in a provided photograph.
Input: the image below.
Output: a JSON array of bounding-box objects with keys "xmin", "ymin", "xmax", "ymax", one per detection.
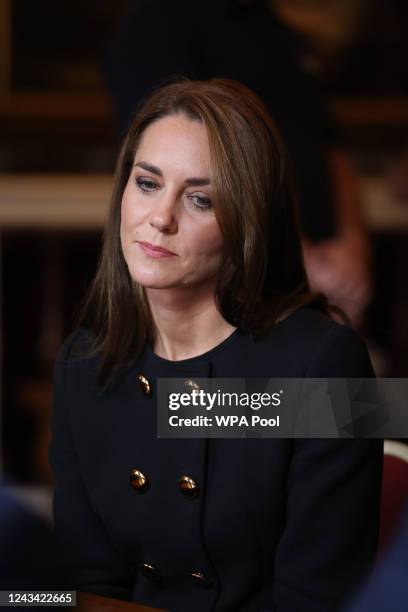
[
  {"xmin": 188, "ymin": 194, "xmax": 212, "ymax": 211},
  {"xmin": 135, "ymin": 177, "xmax": 158, "ymax": 192}
]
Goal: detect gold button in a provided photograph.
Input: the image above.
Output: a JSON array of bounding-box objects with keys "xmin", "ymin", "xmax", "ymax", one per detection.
[
  {"xmin": 189, "ymin": 570, "xmax": 212, "ymax": 586},
  {"xmin": 130, "ymin": 469, "xmax": 149, "ymax": 492},
  {"xmin": 140, "ymin": 562, "xmax": 161, "ymax": 583},
  {"xmin": 137, "ymin": 374, "xmax": 152, "ymax": 397},
  {"xmin": 178, "ymin": 475, "xmax": 199, "ymax": 498},
  {"xmin": 184, "ymin": 379, "xmax": 201, "ymax": 393}
]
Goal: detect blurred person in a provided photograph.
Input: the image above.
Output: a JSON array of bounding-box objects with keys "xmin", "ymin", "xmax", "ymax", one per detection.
[
  {"xmin": 103, "ymin": 0, "xmax": 372, "ymax": 328},
  {"xmin": 302, "ymin": 149, "xmax": 372, "ymax": 328},
  {"xmin": 49, "ymin": 78, "xmax": 382, "ymax": 612},
  {"xmin": 0, "ymin": 486, "xmax": 52, "ymax": 590},
  {"xmin": 0, "ymin": 483, "xmax": 68, "ymax": 602},
  {"xmin": 272, "ymin": 0, "xmax": 371, "ymax": 65},
  {"xmin": 343, "ymin": 502, "xmax": 408, "ymax": 612}
]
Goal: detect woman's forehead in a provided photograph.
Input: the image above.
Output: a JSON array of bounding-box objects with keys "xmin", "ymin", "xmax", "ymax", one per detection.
[{"xmin": 134, "ymin": 115, "xmax": 211, "ymax": 177}]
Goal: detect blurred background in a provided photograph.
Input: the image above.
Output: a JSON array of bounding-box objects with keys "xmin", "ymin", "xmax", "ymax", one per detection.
[{"xmin": 0, "ymin": 0, "xmax": 407, "ymax": 548}]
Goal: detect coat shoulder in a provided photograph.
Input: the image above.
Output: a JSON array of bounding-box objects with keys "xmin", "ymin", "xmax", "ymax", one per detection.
[
  {"xmin": 255, "ymin": 306, "xmax": 374, "ymax": 377},
  {"xmin": 54, "ymin": 326, "xmax": 97, "ymax": 382}
]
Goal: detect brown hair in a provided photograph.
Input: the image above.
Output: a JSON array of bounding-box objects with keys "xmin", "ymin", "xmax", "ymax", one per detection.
[{"xmin": 75, "ymin": 77, "xmax": 333, "ymax": 389}]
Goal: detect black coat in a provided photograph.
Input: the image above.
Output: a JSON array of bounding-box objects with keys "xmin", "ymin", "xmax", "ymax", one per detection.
[{"xmin": 49, "ymin": 307, "xmax": 383, "ymax": 612}]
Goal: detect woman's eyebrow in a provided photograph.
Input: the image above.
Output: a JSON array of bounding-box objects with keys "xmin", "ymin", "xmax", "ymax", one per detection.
[
  {"xmin": 134, "ymin": 161, "xmax": 210, "ymax": 186},
  {"xmin": 184, "ymin": 177, "xmax": 210, "ymax": 186},
  {"xmin": 134, "ymin": 161, "xmax": 162, "ymax": 176}
]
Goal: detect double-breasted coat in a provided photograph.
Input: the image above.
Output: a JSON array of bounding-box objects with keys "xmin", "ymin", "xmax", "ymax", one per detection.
[{"xmin": 49, "ymin": 306, "xmax": 383, "ymax": 612}]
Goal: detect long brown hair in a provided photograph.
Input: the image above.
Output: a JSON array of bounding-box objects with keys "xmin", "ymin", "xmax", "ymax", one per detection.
[{"xmin": 75, "ymin": 77, "xmax": 332, "ymax": 389}]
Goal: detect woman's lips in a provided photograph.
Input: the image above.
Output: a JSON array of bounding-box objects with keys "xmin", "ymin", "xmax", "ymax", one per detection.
[{"xmin": 137, "ymin": 241, "xmax": 177, "ymax": 258}]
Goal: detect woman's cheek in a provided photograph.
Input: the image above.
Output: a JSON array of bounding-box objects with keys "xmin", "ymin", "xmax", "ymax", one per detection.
[
  {"xmin": 121, "ymin": 193, "xmax": 134, "ymax": 226},
  {"xmin": 186, "ymin": 215, "xmax": 223, "ymax": 253},
  {"xmin": 121, "ymin": 196, "xmax": 141, "ymax": 240},
  {"xmin": 202, "ymin": 226, "xmax": 225, "ymax": 256}
]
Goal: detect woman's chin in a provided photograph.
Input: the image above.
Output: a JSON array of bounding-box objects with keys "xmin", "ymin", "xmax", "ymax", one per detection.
[{"xmin": 130, "ymin": 270, "xmax": 180, "ymax": 290}]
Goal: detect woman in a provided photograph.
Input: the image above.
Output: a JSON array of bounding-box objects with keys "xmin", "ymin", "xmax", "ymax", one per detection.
[{"xmin": 49, "ymin": 78, "xmax": 383, "ymax": 612}]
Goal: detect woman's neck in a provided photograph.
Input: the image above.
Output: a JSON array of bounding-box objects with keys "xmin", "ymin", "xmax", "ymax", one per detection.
[{"xmin": 145, "ymin": 286, "xmax": 237, "ymax": 361}]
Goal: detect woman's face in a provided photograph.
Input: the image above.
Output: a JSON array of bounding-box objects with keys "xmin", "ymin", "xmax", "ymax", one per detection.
[{"xmin": 120, "ymin": 113, "xmax": 225, "ymax": 291}]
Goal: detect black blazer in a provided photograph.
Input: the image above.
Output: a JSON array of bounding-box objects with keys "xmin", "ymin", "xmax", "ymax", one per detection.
[{"xmin": 49, "ymin": 307, "xmax": 383, "ymax": 612}]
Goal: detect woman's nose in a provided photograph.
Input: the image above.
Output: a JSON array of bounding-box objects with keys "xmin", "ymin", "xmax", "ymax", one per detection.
[{"xmin": 149, "ymin": 191, "xmax": 178, "ymax": 233}]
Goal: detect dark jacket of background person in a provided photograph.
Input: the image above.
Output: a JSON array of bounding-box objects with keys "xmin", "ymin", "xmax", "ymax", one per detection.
[
  {"xmin": 344, "ymin": 502, "xmax": 408, "ymax": 612},
  {"xmin": 103, "ymin": 0, "xmax": 336, "ymax": 243},
  {"xmin": 49, "ymin": 306, "xmax": 383, "ymax": 612},
  {"xmin": 0, "ymin": 487, "xmax": 68, "ymax": 610}
]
